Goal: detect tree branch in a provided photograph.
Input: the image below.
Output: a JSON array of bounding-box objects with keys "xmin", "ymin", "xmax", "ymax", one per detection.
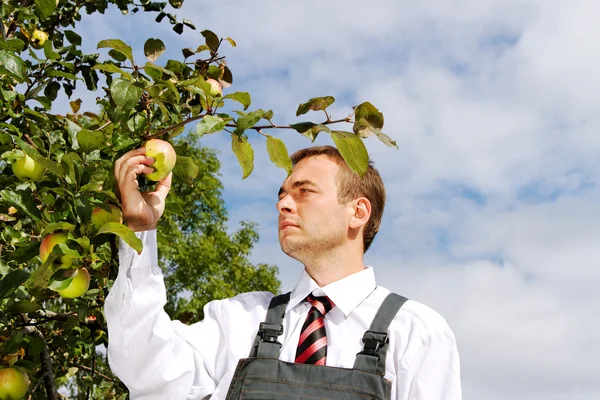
[
  {"xmin": 31, "ymin": 329, "xmax": 58, "ymax": 400},
  {"xmin": 73, "ymin": 364, "xmax": 116, "ymax": 383},
  {"xmin": 145, "ymin": 113, "xmax": 207, "ymax": 139},
  {"xmin": 225, "ymin": 117, "xmax": 351, "ymax": 131}
]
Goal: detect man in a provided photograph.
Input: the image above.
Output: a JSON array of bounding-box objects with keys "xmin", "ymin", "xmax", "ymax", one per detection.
[{"xmin": 105, "ymin": 145, "xmax": 462, "ymax": 399}]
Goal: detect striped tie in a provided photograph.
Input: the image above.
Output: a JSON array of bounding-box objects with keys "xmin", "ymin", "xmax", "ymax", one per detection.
[{"xmin": 295, "ymin": 294, "xmax": 335, "ymax": 365}]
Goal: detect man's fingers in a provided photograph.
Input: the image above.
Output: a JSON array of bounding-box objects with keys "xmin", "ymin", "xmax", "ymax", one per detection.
[
  {"xmin": 154, "ymin": 172, "xmax": 172, "ymax": 202},
  {"xmin": 114, "ymin": 148, "xmax": 146, "ymax": 182},
  {"xmin": 118, "ymin": 155, "xmax": 155, "ymax": 189},
  {"xmin": 120, "ymin": 164, "xmax": 155, "ymax": 196}
]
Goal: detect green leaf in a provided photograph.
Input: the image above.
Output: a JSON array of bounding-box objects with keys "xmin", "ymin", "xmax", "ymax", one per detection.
[
  {"xmin": 64, "ymin": 30, "xmax": 82, "ymax": 46},
  {"xmin": 173, "ymin": 23, "xmax": 184, "ymax": 35},
  {"xmin": 195, "ymin": 115, "xmax": 225, "ymax": 137},
  {"xmin": 353, "ymin": 101, "xmax": 384, "ymax": 137},
  {"xmin": 15, "ymin": 136, "xmax": 63, "ymax": 176},
  {"xmin": 164, "ymin": 199, "xmax": 186, "ymax": 217},
  {"xmin": 330, "ymin": 131, "xmax": 369, "ymax": 177},
  {"xmin": 290, "ymin": 122, "xmax": 331, "ymax": 142},
  {"xmin": 41, "ymin": 222, "xmax": 76, "ymax": 237},
  {"xmin": 48, "ymin": 268, "xmax": 76, "ymax": 291},
  {"xmin": 96, "ymin": 223, "xmax": 143, "ymax": 254},
  {"xmin": 374, "ymin": 130, "xmax": 398, "ymax": 149},
  {"xmin": 44, "ymin": 81, "xmax": 60, "ymax": 101},
  {"xmin": 223, "ymin": 91, "xmax": 250, "ymax": 110},
  {"xmin": 3, "ymin": 331, "xmax": 23, "ymax": 354},
  {"xmin": 34, "ymin": 0, "xmax": 56, "ymax": 19},
  {"xmin": 61, "ymin": 152, "xmax": 83, "ymax": 185},
  {"xmin": 172, "ymin": 156, "xmax": 199, "ymax": 185},
  {"xmin": 220, "ymin": 66, "xmax": 233, "ymax": 89},
  {"xmin": 98, "ymin": 39, "xmax": 134, "ymax": 64},
  {"xmin": 225, "ymin": 37, "xmax": 237, "ymax": 47},
  {"xmin": 8, "ymin": 300, "xmax": 41, "ymax": 313},
  {"xmin": 201, "ymin": 30, "xmax": 220, "ymax": 52},
  {"xmin": 169, "ymin": 0, "xmax": 184, "ymax": 8},
  {"xmin": 234, "ymin": 109, "xmax": 266, "ymax": 135},
  {"xmin": 144, "ymin": 62, "xmax": 176, "ymax": 79},
  {"xmin": 182, "ymin": 47, "xmax": 194, "ymax": 58},
  {"xmin": 92, "ymin": 63, "xmax": 132, "ymax": 79},
  {"xmin": 144, "ymin": 38, "xmax": 165, "ymax": 62},
  {"xmin": 296, "ymin": 96, "xmax": 335, "ymax": 116},
  {"xmin": 43, "ymin": 39, "xmax": 60, "ymax": 60},
  {"xmin": 46, "ymin": 70, "xmax": 78, "ymax": 80},
  {"xmin": 266, "ymin": 136, "xmax": 292, "ymax": 175},
  {"xmin": 77, "ymin": 129, "xmax": 106, "ymax": 153},
  {"xmin": 108, "ymin": 49, "xmax": 128, "ymax": 62},
  {"xmin": 0, "ymin": 38, "xmax": 26, "ymax": 52},
  {"xmin": 0, "ymin": 190, "xmax": 42, "ymax": 221},
  {"xmin": 0, "ymin": 51, "xmax": 28, "ymax": 83},
  {"xmin": 231, "ymin": 134, "xmax": 254, "ymax": 179},
  {"xmin": 110, "ymin": 78, "xmax": 143, "ymax": 109},
  {"xmin": 4, "ymin": 242, "xmax": 40, "ymax": 263},
  {"xmin": 183, "ymin": 19, "xmax": 196, "ymax": 30},
  {"xmin": 0, "ymin": 270, "xmax": 29, "ymax": 299}
]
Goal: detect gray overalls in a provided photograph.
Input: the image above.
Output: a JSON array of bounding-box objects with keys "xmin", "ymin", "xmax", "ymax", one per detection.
[{"xmin": 225, "ymin": 291, "xmax": 408, "ymax": 400}]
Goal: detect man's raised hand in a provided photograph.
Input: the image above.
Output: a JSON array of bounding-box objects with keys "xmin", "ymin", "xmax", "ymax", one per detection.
[{"xmin": 114, "ymin": 147, "xmax": 172, "ymax": 232}]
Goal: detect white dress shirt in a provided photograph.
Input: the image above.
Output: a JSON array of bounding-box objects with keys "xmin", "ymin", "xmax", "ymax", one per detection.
[{"xmin": 105, "ymin": 230, "xmax": 462, "ymax": 400}]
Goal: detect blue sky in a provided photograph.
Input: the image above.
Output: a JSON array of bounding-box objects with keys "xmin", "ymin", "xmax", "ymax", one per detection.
[{"xmin": 54, "ymin": 1, "xmax": 600, "ymax": 399}]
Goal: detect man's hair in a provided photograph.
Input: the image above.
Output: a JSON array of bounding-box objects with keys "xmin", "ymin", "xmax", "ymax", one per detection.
[{"xmin": 290, "ymin": 145, "xmax": 386, "ymax": 253}]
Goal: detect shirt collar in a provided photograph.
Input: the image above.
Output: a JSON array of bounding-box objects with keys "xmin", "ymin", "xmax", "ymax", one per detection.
[{"xmin": 287, "ymin": 266, "xmax": 377, "ymax": 317}]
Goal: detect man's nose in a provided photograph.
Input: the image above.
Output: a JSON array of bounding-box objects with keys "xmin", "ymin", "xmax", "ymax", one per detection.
[{"xmin": 277, "ymin": 194, "xmax": 295, "ymax": 214}]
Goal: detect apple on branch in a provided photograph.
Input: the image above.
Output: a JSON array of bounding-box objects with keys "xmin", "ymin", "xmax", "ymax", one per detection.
[
  {"xmin": 91, "ymin": 204, "xmax": 123, "ymax": 229},
  {"xmin": 0, "ymin": 367, "xmax": 29, "ymax": 400},
  {"xmin": 11, "ymin": 154, "xmax": 45, "ymax": 182},
  {"xmin": 55, "ymin": 268, "xmax": 90, "ymax": 299},
  {"xmin": 205, "ymin": 78, "xmax": 222, "ymax": 97},
  {"xmin": 39, "ymin": 232, "xmax": 73, "ymax": 269},
  {"xmin": 143, "ymin": 139, "xmax": 177, "ymax": 182}
]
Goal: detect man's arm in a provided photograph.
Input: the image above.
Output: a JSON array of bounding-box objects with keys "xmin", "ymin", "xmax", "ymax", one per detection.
[
  {"xmin": 105, "ymin": 230, "xmax": 220, "ymax": 399},
  {"xmin": 403, "ymin": 329, "xmax": 462, "ymax": 400}
]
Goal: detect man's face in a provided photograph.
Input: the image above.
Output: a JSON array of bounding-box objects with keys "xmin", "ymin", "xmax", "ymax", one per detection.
[{"xmin": 276, "ymin": 156, "xmax": 352, "ymax": 262}]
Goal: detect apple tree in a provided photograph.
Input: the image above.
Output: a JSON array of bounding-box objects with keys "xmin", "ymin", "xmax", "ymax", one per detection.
[{"xmin": 0, "ymin": 0, "xmax": 396, "ymax": 398}]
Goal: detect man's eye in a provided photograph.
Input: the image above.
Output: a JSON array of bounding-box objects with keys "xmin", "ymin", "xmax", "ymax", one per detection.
[{"xmin": 300, "ymin": 188, "xmax": 309, "ymax": 193}]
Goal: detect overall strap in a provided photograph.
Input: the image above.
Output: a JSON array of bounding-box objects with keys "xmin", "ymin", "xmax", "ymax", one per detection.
[
  {"xmin": 354, "ymin": 292, "xmax": 408, "ymax": 376},
  {"xmin": 249, "ymin": 292, "xmax": 291, "ymax": 358}
]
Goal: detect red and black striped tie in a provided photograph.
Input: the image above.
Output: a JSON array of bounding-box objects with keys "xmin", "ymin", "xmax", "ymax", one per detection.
[{"xmin": 295, "ymin": 294, "xmax": 335, "ymax": 365}]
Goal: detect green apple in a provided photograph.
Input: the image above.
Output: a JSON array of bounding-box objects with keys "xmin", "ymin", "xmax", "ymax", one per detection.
[
  {"xmin": 91, "ymin": 204, "xmax": 123, "ymax": 229},
  {"xmin": 56, "ymin": 268, "xmax": 90, "ymax": 299},
  {"xmin": 0, "ymin": 367, "xmax": 29, "ymax": 400},
  {"xmin": 39, "ymin": 232, "xmax": 73, "ymax": 268},
  {"xmin": 11, "ymin": 154, "xmax": 45, "ymax": 182},
  {"xmin": 206, "ymin": 78, "xmax": 222, "ymax": 97},
  {"xmin": 143, "ymin": 139, "xmax": 177, "ymax": 182},
  {"xmin": 30, "ymin": 29, "xmax": 48, "ymax": 50}
]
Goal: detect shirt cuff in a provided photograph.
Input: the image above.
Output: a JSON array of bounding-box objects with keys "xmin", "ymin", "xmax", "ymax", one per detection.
[{"xmin": 118, "ymin": 229, "xmax": 158, "ymax": 270}]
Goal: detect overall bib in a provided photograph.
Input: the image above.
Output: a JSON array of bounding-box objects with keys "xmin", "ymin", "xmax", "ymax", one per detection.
[{"xmin": 225, "ymin": 291, "xmax": 408, "ymax": 400}]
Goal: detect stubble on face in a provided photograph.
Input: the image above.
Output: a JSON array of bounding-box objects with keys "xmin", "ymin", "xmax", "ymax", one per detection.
[{"xmin": 277, "ymin": 157, "xmax": 350, "ymax": 265}]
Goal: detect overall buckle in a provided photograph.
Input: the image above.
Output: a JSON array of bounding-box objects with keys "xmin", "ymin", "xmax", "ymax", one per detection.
[
  {"xmin": 258, "ymin": 322, "xmax": 283, "ymax": 343},
  {"xmin": 362, "ymin": 331, "xmax": 388, "ymax": 356}
]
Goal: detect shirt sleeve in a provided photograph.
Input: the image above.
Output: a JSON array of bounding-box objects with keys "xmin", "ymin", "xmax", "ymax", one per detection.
[
  {"xmin": 104, "ymin": 230, "xmax": 220, "ymax": 399},
  {"xmin": 404, "ymin": 329, "xmax": 463, "ymax": 400}
]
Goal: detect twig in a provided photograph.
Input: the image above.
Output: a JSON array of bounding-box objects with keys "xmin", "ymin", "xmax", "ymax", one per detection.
[
  {"xmin": 27, "ymin": 370, "xmax": 47, "ymax": 399},
  {"xmin": 146, "ymin": 113, "xmax": 207, "ymax": 139},
  {"xmin": 23, "ymin": 134, "xmax": 39, "ymax": 149},
  {"xmin": 74, "ymin": 364, "xmax": 116, "ymax": 383},
  {"xmin": 225, "ymin": 117, "xmax": 351, "ymax": 131}
]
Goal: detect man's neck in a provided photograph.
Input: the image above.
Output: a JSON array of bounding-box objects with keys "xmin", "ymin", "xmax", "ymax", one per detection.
[{"xmin": 303, "ymin": 247, "xmax": 365, "ymax": 287}]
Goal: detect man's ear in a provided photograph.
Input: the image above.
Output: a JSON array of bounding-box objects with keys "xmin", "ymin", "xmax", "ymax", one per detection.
[{"xmin": 349, "ymin": 197, "xmax": 371, "ymax": 229}]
